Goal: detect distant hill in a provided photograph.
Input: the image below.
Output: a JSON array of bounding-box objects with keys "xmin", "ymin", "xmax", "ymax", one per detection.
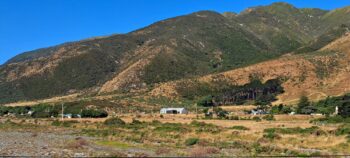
[{"xmin": 1, "ymin": 2, "xmax": 350, "ymax": 104}]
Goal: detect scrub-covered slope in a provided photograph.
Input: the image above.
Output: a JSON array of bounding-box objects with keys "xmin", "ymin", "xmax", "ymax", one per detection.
[{"xmin": 1, "ymin": 2, "xmax": 350, "ymax": 104}]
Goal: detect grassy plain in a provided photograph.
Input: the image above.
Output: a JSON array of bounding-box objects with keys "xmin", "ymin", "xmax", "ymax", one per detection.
[{"xmin": 1, "ymin": 110, "xmax": 349, "ymax": 156}]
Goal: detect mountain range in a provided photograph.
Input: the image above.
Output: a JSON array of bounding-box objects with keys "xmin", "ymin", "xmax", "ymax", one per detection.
[{"xmin": 1, "ymin": 2, "xmax": 350, "ymax": 104}]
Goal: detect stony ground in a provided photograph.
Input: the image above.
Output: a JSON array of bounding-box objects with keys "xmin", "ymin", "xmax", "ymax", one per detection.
[
  {"xmin": 0, "ymin": 131, "xmax": 84, "ymax": 156},
  {"xmin": 0, "ymin": 130, "xmax": 154, "ymax": 157}
]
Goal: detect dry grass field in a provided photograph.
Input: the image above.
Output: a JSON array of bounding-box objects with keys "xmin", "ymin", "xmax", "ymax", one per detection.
[{"xmin": 1, "ymin": 103, "xmax": 349, "ymax": 156}]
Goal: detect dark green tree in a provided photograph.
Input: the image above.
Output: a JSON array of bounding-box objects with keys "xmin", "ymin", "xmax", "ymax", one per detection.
[
  {"xmin": 339, "ymin": 102, "xmax": 350, "ymax": 118},
  {"xmin": 297, "ymin": 95, "xmax": 311, "ymax": 114}
]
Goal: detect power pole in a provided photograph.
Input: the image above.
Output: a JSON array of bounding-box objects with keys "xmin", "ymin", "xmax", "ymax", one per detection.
[
  {"xmin": 61, "ymin": 103, "xmax": 64, "ymax": 122},
  {"xmin": 195, "ymin": 103, "xmax": 198, "ymax": 118}
]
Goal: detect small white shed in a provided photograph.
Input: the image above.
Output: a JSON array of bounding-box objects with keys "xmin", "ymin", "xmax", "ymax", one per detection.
[{"xmin": 160, "ymin": 108, "xmax": 188, "ymax": 114}]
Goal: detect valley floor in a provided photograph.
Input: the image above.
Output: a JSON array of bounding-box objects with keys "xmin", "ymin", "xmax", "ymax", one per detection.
[{"xmin": 0, "ymin": 113, "xmax": 349, "ymax": 156}]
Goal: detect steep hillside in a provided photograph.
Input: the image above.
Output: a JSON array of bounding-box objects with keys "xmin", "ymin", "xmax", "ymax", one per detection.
[
  {"xmin": 296, "ymin": 24, "xmax": 350, "ymax": 53},
  {"xmin": 320, "ymin": 6, "xmax": 350, "ymax": 33},
  {"xmin": 1, "ymin": 2, "xmax": 350, "ymax": 104},
  {"xmin": 233, "ymin": 2, "xmax": 328, "ymax": 53},
  {"xmin": 151, "ymin": 32, "xmax": 350, "ymax": 105},
  {"xmin": 0, "ymin": 11, "xmax": 273, "ymax": 103}
]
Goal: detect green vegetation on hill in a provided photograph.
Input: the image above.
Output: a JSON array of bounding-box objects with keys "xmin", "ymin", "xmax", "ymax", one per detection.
[
  {"xmin": 174, "ymin": 77, "xmax": 284, "ymax": 106},
  {"xmin": 1, "ymin": 3, "xmax": 350, "ymax": 103},
  {"xmin": 142, "ymin": 11, "xmax": 272, "ymax": 84},
  {"xmin": 5, "ymin": 46, "xmax": 62, "ymax": 64},
  {"xmin": 296, "ymin": 94, "xmax": 350, "ymax": 116},
  {"xmin": 0, "ymin": 51, "xmax": 117, "ymax": 102},
  {"xmin": 234, "ymin": 3, "xmax": 326, "ymax": 53},
  {"xmin": 0, "ymin": 101, "xmax": 109, "ymax": 118},
  {"xmin": 297, "ymin": 24, "xmax": 350, "ymax": 53}
]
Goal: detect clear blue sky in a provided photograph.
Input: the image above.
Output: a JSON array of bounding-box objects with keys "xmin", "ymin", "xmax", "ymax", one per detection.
[{"xmin": 1, "ymin": 0, "xmax": 349, "ymax": 64}]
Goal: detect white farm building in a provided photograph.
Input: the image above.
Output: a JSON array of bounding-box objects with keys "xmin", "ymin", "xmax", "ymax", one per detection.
[{"xmin": 160, "ymin": 108, "xmax": 188, "ymax": 114}]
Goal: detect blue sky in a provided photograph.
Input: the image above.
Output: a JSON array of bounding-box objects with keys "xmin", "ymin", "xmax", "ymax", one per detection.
[{"xmin": 1, "ymin": 0, "xmax": 350, "ymax": 64}]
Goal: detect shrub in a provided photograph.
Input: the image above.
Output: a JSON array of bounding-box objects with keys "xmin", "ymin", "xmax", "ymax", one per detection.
[
  {"xmin": 252, "ymin": 116, "xmax": 262, "ymax": 122},
  {"xmin": 264, "ymin": 126, "xmax": 325, "ymax": 135},
  {"xmin": 131, "ymin": 119, "xmax": 142, "ymax": 124},
  {"xmin": 185, "ymin": 138, "xmax": 199, "ymax": 146},
  {"xmin": 104, "ymin": 117, "xmax": 126, "ymax": 126},
  {"xmin": 270, "ymin": 104, "xmax": 292, "ymax": 114},
  {"xmin": 154, "ymin": 123, "xmax": 188, "ymax": 133},
  {"xmin": 31, "ymin": 111, "xmax": 51, "ymax": 118},
  {"xmin": 81, "ymin": 109, "xmax": 108, "ymax": 118},
  {"xmin": 297, "ymin": 95, "xmax": 317, "ymax": 114},
  {"xmin": 230, "ymin": 126, "xmax": 250, "ymax": 130},
  {"xmin": 339, "ymin": 102, "xmax": 350, "ymax": 118},
  {"xmin": 210, "ymin": 107, "xmax": 229, "ymax": 119},
  {"xmin": 62, "ymin": 121, "xmax": 79, "ymax": 127},
  {"xmin": 0, "ymin": 106, "xmax": 10, "ymax": 116},
  {"xmin": 51, "ymin": 120, "xmax": 78, "ymax": 127},
  {"xmin": 51, "ymin": 120, "xmax": 61, "ymax": 126},
  {"xmin": 335, "ymin": 125, "xmax": 350, "ymax": 136},
  {"xmin": 262, "ymin": 114, "xmax": 275, "ymax": 121},
  {"xmin": 198, "ymin": 96, "xmax": 214, "ymax": 107},
  {"xmin": 229, "ymin": 115, "xmax": 239, "ymax": 120},
  {"xmin": 312, "ymin": 115, "xmax": 350, "ymax": 124},
  {"xmin": 263, "ymin": 130, "xmax": 281, "ymax": 140},
  {"xmin": 190, "ymin": 121, "xmax": 221, "ymax": 133},
  {"xmin": 151, "ymin": 120, "xmax": 161, "ymax": 125}
]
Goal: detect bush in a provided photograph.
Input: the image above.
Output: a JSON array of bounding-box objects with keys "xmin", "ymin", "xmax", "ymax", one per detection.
[
  {"xmin": 131, "ymin": 119, "xmax": 142, "ymax": 124},
  {"xmin": 230, "ymin": 126, "xmax": 249, "ymax": 130},
  {"xmin": 154, "ymin": 123, "xmax": 188, "ymax": 133},
  {"xmin": 0, "ymin": 106, "xmax": 10, "ymax": 116},
  {"xmin": 263, "ymin": 129, "xmax": 281, "ymax": 140},
  {"xmin": 213, "ymin": 107, "xmax": 229, "ymax": 119},
  {"xmin": 31, "ymin": 111, "xmax": 51, "ymax": 118},
  {"xmin": 252, "ymin": 116, "xmax": 262, "ymax": 122},
  {"xmin": 190, "ymin": 121, "xmax": 222, "ymax": 133},
  {"xmin": 31, "ymin": 104, "xmax": 59, "ymax": 118},
  {"xmin": 263, "ymin": 132, "xmax": 280, "ymax": 140},
  {"xmin": 51, "ymin": 120, "xmax": 78, "ymax": 127},
  {"xmin": 51, "ymin": 120, "xmax": 61, "ymax": 126},
  {"xmin": 296, "ymin": 96, "xmax": 319, "ymax": 114},
  {"xmin": 229, "ymin": 115, "xmax": 239, "ymax": 120},
  {"xmin": 81, "ymin": 109, "xmax": 108, "ymax": 118},
  {"xmin": 151, "ymin": 120, "xmax": 161, "ymax": 125},
  {"xmin": 339, "ymin": 102, "xmax": 350, "ymax": 118},
  {"xmin": 185, "ymin": 138, "xmax": 199, "ymax": 146},
  {"xmin": 335, "ymin": 125, "xmax": 350, "ymax": 136},
  {"xmin": 311, "ymin": 115, "xmax": 350, "ymax": 124},
  {"xmin": 264, "ymin": 126, "xmax": 325, "ymax": 136},
  {"xmin": 262, "ymin": 114, "xmax": 275, "ymax": 121},
  {"xmin": 198, "ymin": 96, "xmax": 214, "ymax": 107},
  {"xmin": 270, "ymin": 104, "xmax": 292, "ymax": 114},
  {"xmin": 104, "ymin": 117, "xmax": 126, "ymax": 126}
]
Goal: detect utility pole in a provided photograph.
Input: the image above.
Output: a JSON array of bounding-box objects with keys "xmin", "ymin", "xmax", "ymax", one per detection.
[
  {"xmin": 61, "ymin": 103, "xmax": 64, "ymax": 122},
  {"xmin": 195, "ymin": 103, "xmax": 198, "ymax": 119}
]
